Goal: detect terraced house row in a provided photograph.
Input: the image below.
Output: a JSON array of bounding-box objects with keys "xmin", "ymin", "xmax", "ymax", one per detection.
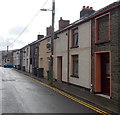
[{"xmin": 2, "ymin": 1, "xmax": 120, "ymax": 104}]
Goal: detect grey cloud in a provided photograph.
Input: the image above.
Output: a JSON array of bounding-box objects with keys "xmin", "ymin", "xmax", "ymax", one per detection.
[
  {"xmin": 8, "ymin": 26, "xmax": 29, "ymax": 35},
  {"xmin": 0, "ymin": 36, "xmax": 25, "ymax": 50},
  {"xmin": 0, "ymin": 36, "xmax": 8, "ymax": 50}
]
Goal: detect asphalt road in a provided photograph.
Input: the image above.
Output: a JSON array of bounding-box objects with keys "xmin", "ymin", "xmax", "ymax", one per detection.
[{"xmin": 0, "ymin": 67, "xmax": 102, "ymax": 114}]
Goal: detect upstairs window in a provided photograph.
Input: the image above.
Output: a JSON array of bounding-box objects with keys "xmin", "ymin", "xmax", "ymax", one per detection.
[
  {"xmin": 95, "ymin": 13, "xmax": 110, "ymax": 43},
  {"xmin": 72, "ymin": 28, "xmax": 78, "ymax": 47}
]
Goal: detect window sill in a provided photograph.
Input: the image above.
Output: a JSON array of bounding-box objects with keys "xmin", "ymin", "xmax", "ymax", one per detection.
[
  {"xmin": 70, "ymin": 75, "xmax": 79, "ymax": 78},
  {"xmin": 70, "ymin": 46, "xmax": 79, "ymax": 49},
  {"xmin": 46, "ymin": 51, "xmax": 51, "ymax": 53},
  {"xmin": 95, "ymin": 40, "xmax": 110, "ymax": 45}
]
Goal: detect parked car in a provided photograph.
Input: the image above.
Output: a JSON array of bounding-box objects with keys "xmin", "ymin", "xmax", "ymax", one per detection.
[{"xmin": 4, "ymin": 64, "xmax": 13, "ymax": 68}]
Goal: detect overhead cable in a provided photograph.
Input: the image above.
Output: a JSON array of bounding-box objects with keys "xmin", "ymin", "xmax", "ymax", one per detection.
[{"xmin": 8, "ymin": 0, "xmax": 49, "ymax": 47}]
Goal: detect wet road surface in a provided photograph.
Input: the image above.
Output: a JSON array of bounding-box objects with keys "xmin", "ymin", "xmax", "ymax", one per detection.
[{"xmin": 0, "ymin": 67, "xmax": 106, "ymax": 114}]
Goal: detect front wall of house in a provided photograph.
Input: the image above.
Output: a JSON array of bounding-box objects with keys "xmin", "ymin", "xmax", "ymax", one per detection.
[
  {"xmin": 21, "ymin": 48, "xmax": 26, "ymax": 67},
  {"xmin": 2, "ymin": 51, "xmax": 13, "ymax": 65},
  {"xmin": 54, "ymin": 31, "xmax": 68, "ymax": 82},
  {"xmin": 91, "ymin": 7, "xmax": 120, "ymax": 102},
  {"xmin": 0, "ymin": 51, "xmax": 2, "ymax": 66},
  {"xmin": 69, "ymin": 21, "xmax": 91, "ymax": 89},
  {"xmin": 118, "ymin": 6, "xmax": 120, "ymax": 104},
  {"xmin": 13, "ymin": 50, "xmax": 20, "ymax": 67},
  {"xmin": 39, "ymin": 38, "xmax": 51, "ymax": 79},
  {"xmin": 13, "ymin": 52, "xmax": 16, "ymax": 66},
  {"xmin": 21, "ymin": 46, "xmax": 30, "ymax": 72},
  {"xmin": 25, "ymin": 46, "xmax": 30, "ymax": 72}
]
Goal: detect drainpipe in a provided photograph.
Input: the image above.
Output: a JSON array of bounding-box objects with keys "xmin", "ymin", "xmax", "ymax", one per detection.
[
  {"xmin": 90, "ymin": 20, "xmax": 93, "ymax": 93},
  {"xmin": 67, "ymin": 29, "xmax": 70, "ymax": 84}
]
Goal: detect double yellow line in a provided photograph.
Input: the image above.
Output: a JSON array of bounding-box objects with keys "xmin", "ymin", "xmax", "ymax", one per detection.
[{"xmin": 27, "ymin": 76, "xmax": 111, "ymax": 115}]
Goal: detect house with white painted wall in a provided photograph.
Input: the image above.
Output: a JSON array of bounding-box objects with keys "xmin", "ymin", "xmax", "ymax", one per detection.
[
  {"xmin": 13, "ymin": 49, "xmax": 21, "ymax": 69},
  {"xmin": 54, "ymin": 7, "xmax": 94, "ymax": 90}
]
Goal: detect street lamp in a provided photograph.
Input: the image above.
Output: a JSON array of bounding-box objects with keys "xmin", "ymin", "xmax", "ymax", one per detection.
[{"xmin": 41, "ymin": 0, "xmax": 55, "ymax": 84}]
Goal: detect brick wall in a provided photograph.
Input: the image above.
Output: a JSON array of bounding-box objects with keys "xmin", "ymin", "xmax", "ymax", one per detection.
[
  {"xmin": 59, "ymin": 17, "xmax": 70, "ymax": 30},
  {"xmin": 91, "ymin": 7, "xmax": 120, "ymax": 103},
  {"xmin": 96, "ymin": 14, "xmax": 109, "ymax": 42},
  {"xmin": 46, "ymin": 26, "xmax": 52, "ymax": 36},
  {"xmin": 118, "ymin": 6, "xmax": 120, "ymax": 105}
]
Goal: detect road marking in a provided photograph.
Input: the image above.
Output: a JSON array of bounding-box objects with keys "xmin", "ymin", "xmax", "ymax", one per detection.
[{"xmin": 26, "ymin": 76, "xmax": 111, "ymax": 115}]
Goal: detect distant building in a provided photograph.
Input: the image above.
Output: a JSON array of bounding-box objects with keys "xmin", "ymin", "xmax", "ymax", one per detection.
[
  {"xmin": 20, "ymin": 45, "xmax": 30, "ymax": 72},
  {"xmin": 2, "ymin": 50, "xmax": 13, "ymax": 66},
  {"xmin": 39, "ymin": 35, "xmax": 51, "ymax": 79},
  {"xmin": 30, "ymin": 35, "xmax": 44, "ymax": 75},
  {"xmin": 0, "ymin": 51, "xmax": 2, "ymax": 66},
  {"xmin": 13, "ymin": 49, "xmax": 21, "ymax": 69}
]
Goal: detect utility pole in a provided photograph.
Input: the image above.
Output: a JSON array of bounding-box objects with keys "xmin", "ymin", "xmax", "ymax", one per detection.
[
  {"xmin": 40, "ymin": 0, "xmax": 55, "ymax": 84},
  {"xmin": 7, "ymin": 46, "xmax": 9, "ymax": 53},
  {"xmin": 49, "ymin": 0, "xmax": 55, "ymax": 84}
]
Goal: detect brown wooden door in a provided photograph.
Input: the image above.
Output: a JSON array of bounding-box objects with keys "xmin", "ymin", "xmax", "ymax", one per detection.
[
  {"xmin": 57, "ymin": 56, "xmax": 62, "ymax": 82},
  {"xmin": 95, "ymin": 53, "xmax": 101, "ymax": 92}
]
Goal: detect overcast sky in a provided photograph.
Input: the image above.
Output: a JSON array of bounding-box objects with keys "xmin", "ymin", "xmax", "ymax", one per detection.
[{"xmin": 0, "ymin": 0, "xmax": 117, "ymax": 51}]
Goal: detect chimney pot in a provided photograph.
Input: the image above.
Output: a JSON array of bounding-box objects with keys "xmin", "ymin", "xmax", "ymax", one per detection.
[
  {"xmin": 87, "ymin": 6, "xmax": 89, "ymax": 9},
  {"xmin": 90, "ymin": 7, "xmax": 93, "ymax": 10},
  {"xmin": 80, "ymin": 6, "xmax": 95, "ymax": 18},
  {"xmin": 83, "ymin": 6, "xmax": 85, "ymax": 9}
]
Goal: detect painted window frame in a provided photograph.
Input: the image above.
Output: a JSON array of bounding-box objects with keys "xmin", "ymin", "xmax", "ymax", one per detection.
[
  {"xmin": 71, "ymin": 55, "xmax": 79, "ymax": 78},
  {"xmin": 95, "ymin": 12, "xmax": 110, "ymax": 43},
  {"xmin": 94, "ymin": 51, "xmax": 112, "ymax": 97},
  {"xmin": 71, "ymin": 27, "xmax": 79, "ymax": 48}
]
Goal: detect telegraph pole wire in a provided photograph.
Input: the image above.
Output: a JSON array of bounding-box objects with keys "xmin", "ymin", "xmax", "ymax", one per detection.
[{"xmin": 8, "ymin": 0, "xmax": 49, "ymax": 47}]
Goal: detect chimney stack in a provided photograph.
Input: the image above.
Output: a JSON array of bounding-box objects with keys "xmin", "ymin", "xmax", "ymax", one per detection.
[
  {"xmin": 59, "ymin": 17, "xmax": 70, "ymax": 30},
  {"xmin": 80, "ymin": 6, "xmax": 95, "ymax": 18},
  {"xmin": 46, "ymin": 26, "xmax": 52, "ymax": 36},
  {"xmin": 37, "ymin": 35, "xmax": 44, "ymax": 40}
]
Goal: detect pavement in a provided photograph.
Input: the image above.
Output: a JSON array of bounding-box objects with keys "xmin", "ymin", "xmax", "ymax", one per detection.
[
  {"xmin": 15, "ymin": 69, "xmax": 120, "ymax": 114},
  {"xmin": 0, "ymin": 68, "xmax": 2, "ymax": 114}
]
